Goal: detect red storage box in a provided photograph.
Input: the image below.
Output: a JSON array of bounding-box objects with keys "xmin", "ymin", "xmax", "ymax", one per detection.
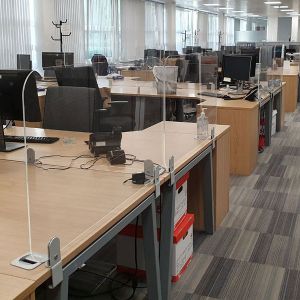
[{"xmin": 117, "ymin": 214, "xmax": 194, "ymax": 282}]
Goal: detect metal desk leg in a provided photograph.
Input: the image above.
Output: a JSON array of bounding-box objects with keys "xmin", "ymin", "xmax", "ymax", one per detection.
[
  {"xmin": 134, "ymin": 96, "xmax": 146, "ymax": 131},
  {"xmin": 273, "ymin": 92, "xmax": 282, "ymax": 132},
  {"xmin": 264, "ymin": 98, "xmax": 273, "ymax": 146},
  {"xmin": 46, "ymin": 274, "xmax": 68, "ymax": 300},
  {"xmin": 203, "ymin": 149, "xmax": 214, "ymax": 234},
  {"xmin": 135, "ymin": 96, "xmax": 141, "ymax": 131},
  {"xmin": 160, "ymin": 183, "xmax": 175, "ymax": 300},
  {"xmin": 139, "ymin": 97, "xmax": 146, "ymax": 130},
  {"xmin": 142, "ymin": 200, "xmax": 162, "ymax": 300}
]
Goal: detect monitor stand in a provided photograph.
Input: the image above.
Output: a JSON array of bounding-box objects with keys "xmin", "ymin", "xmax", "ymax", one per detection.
[{"xmin": 0, "ymin": 117, "xmax": 24, "ymax": 152}]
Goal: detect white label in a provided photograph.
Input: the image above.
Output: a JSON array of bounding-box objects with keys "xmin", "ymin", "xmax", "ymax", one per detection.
[{"xmin": 95, "ymin": 141, "xmax": 106, "ymax": 147}]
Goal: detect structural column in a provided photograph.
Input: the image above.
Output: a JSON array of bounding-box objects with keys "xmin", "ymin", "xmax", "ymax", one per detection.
[
  {"xmin": 291, "ymin": 16, "xmax": 299, "ymax": 42},
  {"xmin": 267, "ymin": 16, "xmax": 278, "ymax": 41},
  {"xmin": 165, "ymin": 0, "xmax": 176, "ymax": 50}
]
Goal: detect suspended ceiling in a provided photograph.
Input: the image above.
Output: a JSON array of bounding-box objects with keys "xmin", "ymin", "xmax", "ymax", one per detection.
[{"xmin": 173, "ymin": 0, "xmax": 300, "ymax": 18}]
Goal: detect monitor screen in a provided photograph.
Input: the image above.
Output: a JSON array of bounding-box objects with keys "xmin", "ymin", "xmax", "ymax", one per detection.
[
  {"xmin": 17, "ymin": 54, "xmax": 32, "ymax": 70},
  {"xmin": 222, "ymin": 55, "xmax": 252, "ymax": 82},
  {"xmin": 240, "ymin": 48, "xmax": 260, "ymax": 77},
  {"xmin": 55, "ymin": 66, "xmax": 98, "ymax": 89},
  {"xmin": 0, "ymin": 70, "xmax": 41, "ymax": 122},
  {"xmin": 42, "ymin": 52, "xmax": 74, "ymax": 68}
]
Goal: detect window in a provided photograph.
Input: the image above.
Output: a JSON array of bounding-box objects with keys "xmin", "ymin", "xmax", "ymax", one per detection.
[
  {"xmin": 197, "ymin": 12, "xmax": 208, "ymax": 48},
  {"xmin": 54, "ymin": 0, "xmax": 120, "ymax": 63},
  {"xmin": 207, "ymin": 14, "xmax": 219, "ymax": 51},
  {"xmin": 176, "ymin": 8, "xmax": 198, "ymax": 53},
  {"xmin": 225, "ymin": 17, "xmax": 235, "ymax": 46},
  {"xmin": 86, "ymin": 0, "xmax": 120, "ymax": 62},
  {"xmin": 145, "ymin": 1, "xmax": 165, "ymax": 50}
]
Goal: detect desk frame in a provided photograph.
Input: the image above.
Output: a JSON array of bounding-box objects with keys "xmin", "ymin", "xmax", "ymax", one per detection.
[
  {"xmin": 46, "ymin": 193, "xmax": 162, "ymax": 300},
  {"xmin": 160, "ymin": 145, "xmax": 214, "ymax": 300},
  {"xmin": 259, "ymin": 88, "xmax": 283, "ymax": 147}
]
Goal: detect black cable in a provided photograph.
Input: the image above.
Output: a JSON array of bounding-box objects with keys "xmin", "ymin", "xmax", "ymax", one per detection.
[
  {"xmin": 34, "ymin": 154, "xmax": 94, "ymax": 171},
  {"xmin": 80, "ymin": 155, "xmax": 106, "ymax": 169},
  {"xmin": 75, "ymin": 269, "xmax": 147, "ymax": 290},
  {"xmin": 123, "ymin": 178, "xmax": 132, "ymax": 184}
]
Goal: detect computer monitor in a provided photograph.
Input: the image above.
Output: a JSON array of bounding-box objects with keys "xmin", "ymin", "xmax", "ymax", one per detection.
[
  {"xmin": 222, "ymin": 55, "xmax": 252, "ymax": 82},
  {"xmin": 55, "ymin": 66, "xmax": 99, "ymax": 89},
  {"xmin": 42, "ymin": 52, "xmax": 74, "ymax": 78},
  {"xmin": 144, "ymin": 49, "xmax": 159, "ymax": 59},
  {"xmin": 42, "ymin": 52, "xmax": 74, "ymax": 68},
  {"xmin": 17, "ymin": 54, "xmax": 32, "ymax": 70},
  {"xmin": 0, "ymin": 70, "xmax": 41, "ymax": 152},
  {"xmin": 164, "ymin": 50, "xmax": 179, "ymax": 58},
  {"xmin": 274, "ymin": 46, "xmax": 284, "ymax": 59},
  {"xmin": 192, "ymin": 46, "xmax": 202, "ymax": 53},
  {"xmin": 240, "ymin": 48, "xmax": 260, "ymax": 77}
]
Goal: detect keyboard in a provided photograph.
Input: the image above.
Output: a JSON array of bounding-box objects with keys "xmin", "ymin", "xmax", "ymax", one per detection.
[
  {"xmin": 5, "ymin": 135, "xmax": 59, "ymax": 144},
  {"xmin": 199, "ymin": 91, "xmax": 224, "ymax": 98}
]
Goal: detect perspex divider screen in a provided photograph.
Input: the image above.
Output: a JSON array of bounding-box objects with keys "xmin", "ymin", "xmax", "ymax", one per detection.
[
  {"xmin": 22, "ymin": 59, "xmax": 167, "ymax": 281},
  {"xmin": 198, "ymin": 52, "xmax": 218, "ymax": 140},
  {"xmin": 0, "ymin": 68, "xmax": 33, "ymax": 274},
  {"xmin": 160, "ymin": 53, "xmax": 218, "ymax": 173}
]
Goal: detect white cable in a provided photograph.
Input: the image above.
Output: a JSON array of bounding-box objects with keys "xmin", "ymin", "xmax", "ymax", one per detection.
[{"xmin": 21, "ymin": 70, "xmax": 35, "ymax": 254}]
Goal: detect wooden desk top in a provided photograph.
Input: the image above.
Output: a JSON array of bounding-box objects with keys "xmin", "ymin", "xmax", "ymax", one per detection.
[
  {"xmin": 109, "ymin": 86, "xmax": 201, "ymax": 99},
  {"xmin": 266, "ymin": 66, "xmax": 299, "ymax": 76},
  {"xmin": 0, "ymin": 122, "xmax": 229, "ymax": 297},
  {"xmin": 0, "ymin": 158, "xmax": 155, "ymax": 287},
  {"xmin": 2, "ymin": 122, "xmax": 229, "ymax": 175},
  {"xmin": 201, "ymin": 97, "xmax": 259, "ymax": 110},
  {"xmin": 0, "ymin": 274, "xmax": 34, "ymax": 300}
]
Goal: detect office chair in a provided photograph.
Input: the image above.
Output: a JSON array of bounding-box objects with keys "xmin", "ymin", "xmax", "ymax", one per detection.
[
  {"xmin": 176, "ymin": 59, "xmax": 189, "ymax": 82},
  {"xmin": 185, "ymin": 54, "xmax": 200, "ymax": 83},
  {"xmin": 55, "ymin": 66, "xmax": 135, "ymax": 132},
  {"xmin": 91, "ymin": 54, "xmax": 108, "ymax": 76},
  {"xmin": 43, "ymin": 86, "xmax": 99, "ymax": 132}
]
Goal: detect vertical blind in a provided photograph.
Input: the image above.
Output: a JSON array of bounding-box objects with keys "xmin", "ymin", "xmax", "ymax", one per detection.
[
  {"xmin": 53, "ymin": 0, "xmax": 86, "ymax": 64},
  {"xmin": 145, "ymin": 1, "xmax": 165, "ymax": 50},
  {"xmin": 208, "ymin": 14, "xmax": 219, "ymax": 50},
  {"xmin": 0, "ymin": 1, "xmax": 241, "ymax": 68},
  {"xmin": 176, "ymin": 8, "xmax": 198, "ymax": 52},
  {"xmin": 225, "ymin": 17, "xmax": 235, "ymax": 46},
  {"xmin": 0, "ymin": 0, "xmax": 33, "ymax": 68}
]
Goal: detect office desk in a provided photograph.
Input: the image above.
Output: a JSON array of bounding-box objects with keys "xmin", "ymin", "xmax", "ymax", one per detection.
[
  {"xmin": 120, "ymin": 69, "xmax": 155, "ymax": 81},
  {"xmin": 0, "ymin": 158, "xmax": 161, "ymax": 300},
  {"xmin": 267, "ymin": 66, "xmax": 299, "ymax": 112},
  {"xmin": 3, "ymin": 123, "xmax": 230, "ymax": 229},
  {"xmin": 0, "ymin": 274, "xmax": 34, "ymax": 300},
  {"xmin": 1, "ymin": 122, "xmax": 230, "ymax": 300},
  {"xmin": 199, "ymin": 85, "xmax": 284, "ymax": 176}
]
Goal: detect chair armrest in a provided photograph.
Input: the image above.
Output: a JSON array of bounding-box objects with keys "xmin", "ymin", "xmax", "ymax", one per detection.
[{"xmin": 110, "ymin": 101, "xmax": 129, "ymax": 104}]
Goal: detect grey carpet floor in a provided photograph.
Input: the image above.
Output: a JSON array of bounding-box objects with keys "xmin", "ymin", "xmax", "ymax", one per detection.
[{"xmin": 170, "ymin": 107, "xmax": 300, "ymax": 300}]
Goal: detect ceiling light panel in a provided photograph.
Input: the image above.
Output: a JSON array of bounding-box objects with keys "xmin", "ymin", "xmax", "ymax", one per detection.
[{"xmin": 264, "ymin": 1, "xmax": 282, "ymax": 4}]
